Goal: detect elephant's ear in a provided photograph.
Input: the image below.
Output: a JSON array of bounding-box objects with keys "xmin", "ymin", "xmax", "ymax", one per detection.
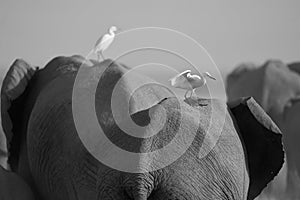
[
  {"xmin": 228, "ymin": 97, "xmax": 284, "ymax": 200},
  {"xmin": 1, "ymin": 59, "xmax": 37, "ymax": 170}
]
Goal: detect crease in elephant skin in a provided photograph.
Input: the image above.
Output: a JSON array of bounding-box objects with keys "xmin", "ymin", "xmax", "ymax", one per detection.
[{"xmin": 0, "ymin": 56, "xmax": 284, "ymax": 200}]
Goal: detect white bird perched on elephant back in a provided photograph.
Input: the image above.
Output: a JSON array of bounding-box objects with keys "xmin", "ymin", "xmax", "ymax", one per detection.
[
  {"xmin": 94, "ymin": 26, "xmax": 119, "ymax": 61},
  {"xmin": 170, "ymin": 70, "xmax": 216, "ymax": 99}
]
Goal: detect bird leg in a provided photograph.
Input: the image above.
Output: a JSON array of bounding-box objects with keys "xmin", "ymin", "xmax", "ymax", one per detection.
[
  {"xmin": 100, "ymin": 52, "xmax": 105, "ymax": 60},
  {"xmin": 96, "ymin": 52, "xmax": 105, "ymax": 62}
]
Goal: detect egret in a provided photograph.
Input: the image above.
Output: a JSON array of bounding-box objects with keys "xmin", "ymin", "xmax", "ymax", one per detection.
[
  {"xmin": 94, "ymin": 26, "xmax": 118, "ymax": 61},
  {"xmin": 169, "ymin": 70, "xmax": 216, "ymax": 99}
]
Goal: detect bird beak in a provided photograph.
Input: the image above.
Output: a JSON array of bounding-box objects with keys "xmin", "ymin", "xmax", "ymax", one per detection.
[{"xmin": 207, "ymin": 74, "xmax": 216, "ymax": 80}]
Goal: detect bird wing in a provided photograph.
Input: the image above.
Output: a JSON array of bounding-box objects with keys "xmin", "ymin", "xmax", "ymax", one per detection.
[
  {"xmin": 186, "ymin": 72, "xmax": 194, "ymax": 79},
  {"xmin": 94, "ymin": 34, "xmax": 112, "ymax": 51},
  {"xmin": 169, "ymin": 70, "xmax": 191, "ymax": 87},
  {"xmin": 94, "ymin": 35, "xmax": 104, "ymax": 48}
]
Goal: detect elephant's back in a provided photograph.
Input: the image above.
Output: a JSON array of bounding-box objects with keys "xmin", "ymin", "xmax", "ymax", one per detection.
[{"xmin": 24, "ymin": 56, "xmax": 248, "ymax": 199}]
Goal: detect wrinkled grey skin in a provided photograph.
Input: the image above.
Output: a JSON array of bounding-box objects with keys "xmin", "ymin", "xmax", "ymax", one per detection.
[
  {"xmin": 226, "ymin": 60, "xmax": 300, "ymax": 199},
  {"xmin": 1, "ymin": 56, "xmax": 284, "ymax": 200}
]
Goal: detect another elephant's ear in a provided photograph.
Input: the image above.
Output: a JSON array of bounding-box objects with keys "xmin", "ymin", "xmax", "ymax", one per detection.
[
  {"xmin": 1, "ymin": 59, "xmax": 37, "ymax": 170},
  {"xmin": 228, "ymin": 97, "xmax": 284, "ymax": 200}
]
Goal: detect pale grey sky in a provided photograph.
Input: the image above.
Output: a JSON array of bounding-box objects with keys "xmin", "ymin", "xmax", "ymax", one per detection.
[{"xmin": 0, "ymin": 0, "xmax": 300, "ymax": 75}]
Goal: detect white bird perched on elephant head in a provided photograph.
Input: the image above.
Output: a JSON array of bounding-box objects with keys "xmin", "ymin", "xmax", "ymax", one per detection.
[
  {"xmin": 170, "ymin": 70, "xmax": 216, "ymax": 99},
  {"xmin": 94, "ymin": 26, "xmax": 119, "ymax": 61}
]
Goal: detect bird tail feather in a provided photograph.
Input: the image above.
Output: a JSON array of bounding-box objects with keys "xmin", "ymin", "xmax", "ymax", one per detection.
[{"xmin": 169, "ymin": 77, "xmax": 177, "ymax": 86}]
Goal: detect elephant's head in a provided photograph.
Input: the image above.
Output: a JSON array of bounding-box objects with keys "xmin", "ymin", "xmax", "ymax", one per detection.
[
  {"xmin": 1, "ymin": 56, "xmax": 284, "ymax": 199},
  {"xmin": 226, "ymin": 60, "xmax": 300, "ymax": 127}
]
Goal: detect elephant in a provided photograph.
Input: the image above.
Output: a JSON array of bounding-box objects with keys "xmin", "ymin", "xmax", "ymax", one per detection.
[
  {"xmin": 0, "ymin": 165, "xmax": 34, "ymax": 200},
  {"xmin": 0, "ymin": 55, "xmax": 284, "ymax": 199},
  {"xmin": 226, "ymin": 59, "xmax": 300, "ymax": 199}
]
